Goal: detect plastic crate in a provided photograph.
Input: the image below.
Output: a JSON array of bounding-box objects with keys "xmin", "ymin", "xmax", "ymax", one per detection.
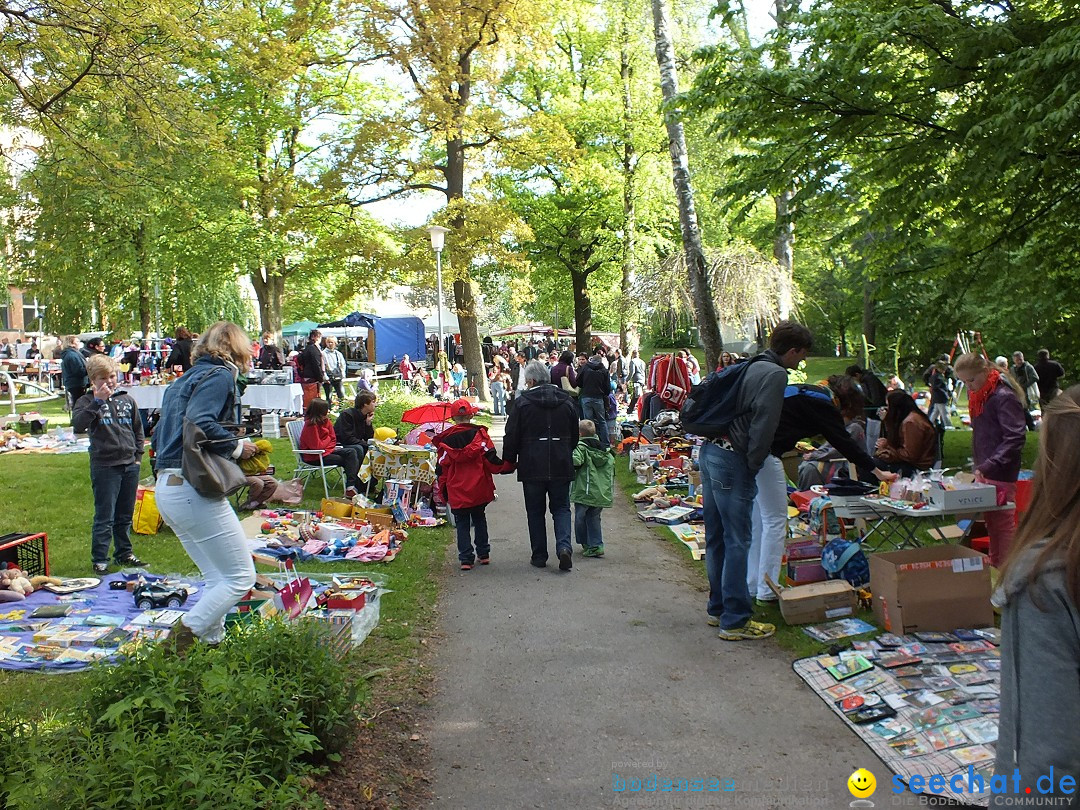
[{"xmin": 0, "ymin": 532, "xmax": 49, "ymax": 577}]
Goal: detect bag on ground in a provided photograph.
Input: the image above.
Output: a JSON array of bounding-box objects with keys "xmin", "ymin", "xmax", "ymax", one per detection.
[{"xmin": 132, "ymin": 486, "xmax": 162, "ymax": 534}]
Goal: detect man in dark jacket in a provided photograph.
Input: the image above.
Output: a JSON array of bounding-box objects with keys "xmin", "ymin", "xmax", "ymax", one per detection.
[
  {"xmin": 334, "ymin": 390, "xmax": 376, "ymax": 461},
  {"xmin": 60, "ymin": 335, "xmax": 89, "ymax": 407},
  {"xmin": 1034, "ymin": 349, "xmax": 1065, "ymax": 406},
  {"xmin": 577, "ymin": 348, "xmax": 612, "ymax": 446},
  {"xmin": 503, "ymin": 360, "xmax": 580, "ymax": 571},
  {"xmin": 298, "ymin": 330, "xmax": 326, "ymax": 410}
]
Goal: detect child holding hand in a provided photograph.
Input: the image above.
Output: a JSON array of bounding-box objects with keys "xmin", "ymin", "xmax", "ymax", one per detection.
[{"xmin": 432, "ymin": 398, "xmax": 513, "ymax": 570}]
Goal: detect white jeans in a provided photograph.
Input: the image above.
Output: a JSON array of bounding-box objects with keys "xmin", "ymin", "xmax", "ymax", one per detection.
[
  {"xmin": 747, "ymin": 455, "xmax": 788, "ymax": 601},
  {"xmin": 155, "ymin": 469, "xmax": 256, "ymax": 644}
]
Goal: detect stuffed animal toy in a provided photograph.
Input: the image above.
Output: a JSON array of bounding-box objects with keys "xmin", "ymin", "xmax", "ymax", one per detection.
[
  {"xmin": 238, "ymin": 438, "xmax": 274, "ymax": 474},
  {"xmin": 0, "ymin": 567, "xmax": 34, "ymax": 601},
  {"xmin": 632, "ymin": 485, "xmax": 667, "ymax": 501}
]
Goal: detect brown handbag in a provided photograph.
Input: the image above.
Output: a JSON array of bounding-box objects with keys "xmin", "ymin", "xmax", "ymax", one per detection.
[{"xmin": 181, "ymin": 418, "xmax": 247, "ymax": 498}]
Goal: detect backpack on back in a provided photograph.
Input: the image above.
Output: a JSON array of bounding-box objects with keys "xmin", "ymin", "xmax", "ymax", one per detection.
[{"xmin": 679, "ymin": 356, "xmax": 765, "ymax": 438}]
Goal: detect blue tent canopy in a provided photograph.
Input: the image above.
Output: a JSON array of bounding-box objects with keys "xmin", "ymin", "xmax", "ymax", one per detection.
[{"xmin": 319, "ymin": 312, "xmax": 379, "ymax": 329}]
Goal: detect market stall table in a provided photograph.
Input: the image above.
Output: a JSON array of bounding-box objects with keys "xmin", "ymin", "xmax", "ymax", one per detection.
[
  {"xmin": 125, "ymin": 383, "xmax": 303, "ymax": 414},
  {"xmin": 853, "ymin": 497, "xmax": 1015, "ymax": 551},
  {"xmin": 359, "ymin": 439, "xmax": 437, "ymax": 487}
]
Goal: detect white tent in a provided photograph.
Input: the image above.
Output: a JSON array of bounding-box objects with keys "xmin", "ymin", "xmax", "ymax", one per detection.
[{"xmin": 421, "ymin": 311, "xmax": 459, "ymax": 334}]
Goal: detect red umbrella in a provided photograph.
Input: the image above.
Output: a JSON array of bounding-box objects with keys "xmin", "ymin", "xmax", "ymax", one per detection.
[{"xmin": 401, "ymin": 402, "xmax": 456, "ymax": 426}]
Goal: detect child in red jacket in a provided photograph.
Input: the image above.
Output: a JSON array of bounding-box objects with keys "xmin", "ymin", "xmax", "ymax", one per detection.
[
  {"xmin": 433, "ymin": 398, "xmax": 513, "ymax": 570},
  {"xmin": 299, "ymin": 399, "xmax": 361, "ymax": 497}
]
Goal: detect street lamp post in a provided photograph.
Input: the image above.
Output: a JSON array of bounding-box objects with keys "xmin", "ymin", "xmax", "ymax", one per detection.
[{"xmin": 426, "ymin": 226, "xmax": 449, "ymax": 364}]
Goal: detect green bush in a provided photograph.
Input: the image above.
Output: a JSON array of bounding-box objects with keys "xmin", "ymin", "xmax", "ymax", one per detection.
[{"xmin": 0, "ymin": 620, "xmax": 365, "ymax": 809}]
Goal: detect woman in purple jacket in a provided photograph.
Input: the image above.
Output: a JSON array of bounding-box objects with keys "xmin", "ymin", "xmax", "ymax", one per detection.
[{"xmin": 955, "ymin": 352, "xmax": 1028, "ymax": 567}]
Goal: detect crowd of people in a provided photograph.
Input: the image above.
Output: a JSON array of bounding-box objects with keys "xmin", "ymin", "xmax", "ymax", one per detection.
[{"xmin": 49, "ymin": 313, "xmax": 1077, "ymax": 794}]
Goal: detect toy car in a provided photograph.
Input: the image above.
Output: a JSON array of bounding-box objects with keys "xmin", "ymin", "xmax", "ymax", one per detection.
[{"xmin": 133, "ymin": 582, "xmax": 188, "ymax": 610}]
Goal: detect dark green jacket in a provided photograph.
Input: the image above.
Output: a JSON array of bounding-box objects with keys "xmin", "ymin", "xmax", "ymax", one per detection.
[{"xmin": 571, "ymin": 436, "xmax": 615, "ymax": 507}]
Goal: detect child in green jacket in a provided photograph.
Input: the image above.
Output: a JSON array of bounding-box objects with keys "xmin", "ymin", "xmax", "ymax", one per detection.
[{"xmin": 572, "ymin": 419, "xmax": 615, "ymax": 557}]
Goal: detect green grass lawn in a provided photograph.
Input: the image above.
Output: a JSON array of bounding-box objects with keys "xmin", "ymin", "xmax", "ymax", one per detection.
[{"xmin": 0, "ymin": 387, "xmax": 453, "ymax": 721}]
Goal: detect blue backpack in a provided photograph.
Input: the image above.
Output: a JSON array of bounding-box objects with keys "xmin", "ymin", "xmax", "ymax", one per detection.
[
  {"xmin": 821, "ymin": 538, "xmax": 870, "ymax": 588},
  {"xmin": 679, "ymin": 356, "xmax": 768, "ymax": 438}
]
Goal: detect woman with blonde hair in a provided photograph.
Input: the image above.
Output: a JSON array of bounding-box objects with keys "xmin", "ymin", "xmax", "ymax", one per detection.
[
  {"xmin": 993, "ymin": 385, "xmax": 1080, "ymax": 796},
  {"xmin": 151, "ymin": 321, "xmax": 261, "ymax": 652},
  {"xmin": 954, "ymin": 352, "xmax": 1027, "ymax": 567}
]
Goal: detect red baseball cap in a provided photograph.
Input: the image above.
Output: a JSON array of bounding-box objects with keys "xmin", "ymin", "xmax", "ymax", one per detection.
[{"xmin": 450, "ymin": 398, "xmax": 479, "ymax": 417}]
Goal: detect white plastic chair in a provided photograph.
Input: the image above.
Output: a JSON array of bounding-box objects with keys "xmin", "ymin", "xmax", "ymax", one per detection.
[{"xmin": 285, "ymin": 419, "xmax": 346, "ymax": 499}]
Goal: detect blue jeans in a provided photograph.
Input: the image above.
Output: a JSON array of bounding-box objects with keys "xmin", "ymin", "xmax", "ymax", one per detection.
[
  {"xmin": 699, "ymin": 443, "xmax": 757, "ymax": 630},
  {"xmin": 581, "ymin": 397, "xmax": 608, "ymax": 446},
  {"xmin": 453, "ymin": 504, "xmax": 490, "ymax": 563},
  {"xmin": 574, "ymin": 503, "xmax": 604, "ymax": 548},
  {"xmin": 90, "ymin": 462, "xmax": 141, "ymax": 564},
  {"xmin": 522, "ymin": 480, "xmax": 572, "ymax": 562},
  {"xmin": 490, "ymin": 381, "xmax": 506, "ymax": 415}
]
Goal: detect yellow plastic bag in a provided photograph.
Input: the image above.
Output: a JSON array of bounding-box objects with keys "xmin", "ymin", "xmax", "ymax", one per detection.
[{"xmin": 132, "ymin": 486, "xmax": 163, "ymax": 535}]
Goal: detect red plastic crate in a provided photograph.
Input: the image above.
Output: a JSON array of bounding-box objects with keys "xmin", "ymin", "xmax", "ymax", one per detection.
[{"xmin": 0, "ymin": 532, "xmax": 49, "ymax": 577}]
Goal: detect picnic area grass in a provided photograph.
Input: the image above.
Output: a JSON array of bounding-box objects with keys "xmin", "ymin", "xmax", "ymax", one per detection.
[{"xmin": 0, "ymin": 386, "xmax": 453, "ymax": 728}]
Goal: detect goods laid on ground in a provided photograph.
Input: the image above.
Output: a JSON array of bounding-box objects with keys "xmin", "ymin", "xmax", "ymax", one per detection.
[{"xmin": 795, "ymin": 628, "xmax": 1003, "ymax": 806}]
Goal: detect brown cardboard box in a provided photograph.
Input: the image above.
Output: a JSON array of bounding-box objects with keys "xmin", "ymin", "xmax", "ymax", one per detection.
[
  {"xmin": 870, "ymin": 545, "xmax": 992, "ymax": 633},
  {"xmin": 766, "ymin": 576, "xmax": 856, "ymax": 625}
]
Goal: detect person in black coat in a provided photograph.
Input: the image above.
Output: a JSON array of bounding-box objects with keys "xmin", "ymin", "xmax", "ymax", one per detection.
[
  {"xmin": 334, "ymin": 390, "xmax": 376, "ymax": 461},
  {"xmin": 166, "ymin": 327, "xmax": 195, "ymax": 372},
  {"xmin": 503, "ymin": 360, "xmax": 580, "ymax": 571}
]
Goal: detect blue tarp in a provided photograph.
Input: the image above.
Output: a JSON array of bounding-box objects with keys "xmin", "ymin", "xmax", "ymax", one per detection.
[{"xmin": 371, "ymin": 317, "xmax": 426, "ymax": 364}]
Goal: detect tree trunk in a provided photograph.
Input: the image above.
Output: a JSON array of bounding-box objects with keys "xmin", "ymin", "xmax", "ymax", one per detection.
[
  {"xmin": 441, "ymin": 53, "xmax": 489, "ymax": 403},
  {"xmin": 619, "ymin": 2, "xmax": 637, "ymax": 352},
  {"xmin": 650, "ymin": 0, "xmax": 723, "ymax": 369},
  {"xmin": 251, "ymin": 263, "xmax": 285, "ymax": 337},
  {"xmin": 772, "ymin": 0, "xmax": 796, "ymax": 323},
  {"xmin": 571, "ymin": 267, "xmax": 593, "ymax": 352},
  {"xmin": 134, "ymin": 224, "xmax": 153, "ymax": 337},
  {"xmin": 773, "ymin": 190, "xmax": 794, "ymax": 319}
]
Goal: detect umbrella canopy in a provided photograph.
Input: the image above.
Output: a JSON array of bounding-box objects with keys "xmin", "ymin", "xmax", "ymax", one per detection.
[
  {"xmin": 281, "ymin": 320, "xmax": 321, "ymax": 337},
  {"xmin": 401, "ymin": 401, "xmax": 457, "ymax": 426},
  {"xmin": 319, "ymin": 311, "xmax": 378, "ymax": 329}
]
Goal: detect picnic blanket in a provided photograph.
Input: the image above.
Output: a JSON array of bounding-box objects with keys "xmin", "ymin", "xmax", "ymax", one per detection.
[{"xmin": 0, "ymin": 573, "xmax": 204, "ymax": 672}]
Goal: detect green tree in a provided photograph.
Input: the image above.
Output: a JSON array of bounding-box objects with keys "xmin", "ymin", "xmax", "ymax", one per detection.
[{"xmin": 692, "ymin": 0, "xmax": 1080, "ymax": 366}]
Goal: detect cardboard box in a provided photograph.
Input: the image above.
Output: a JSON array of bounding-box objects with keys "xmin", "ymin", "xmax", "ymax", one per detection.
[
  {"xmin": 766, "ymin": 576, "xmax": 856, "ymax": 625},
  {"xmin": 320, "ymin": 497, "xmax": 354, "ymax": 519},
  {"xmin": 870, "ymin": 545, "xmax": 992, "ymax": 633},
  {"xmin": 927, "ymin": 482, "xmax": 997, "ymax": 511}
]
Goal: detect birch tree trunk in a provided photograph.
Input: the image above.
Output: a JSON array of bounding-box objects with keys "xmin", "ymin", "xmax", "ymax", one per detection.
[
  {"xmin": 772, "ymin": 0, "xmax": 795, "ymax": 321},
  {"xmin": 619, "ymin": 0, "xmax": 638, "ymax": 352},
  {"xmin": 650, "ymin": 0, "xmax": 723, "ymax": 369}
]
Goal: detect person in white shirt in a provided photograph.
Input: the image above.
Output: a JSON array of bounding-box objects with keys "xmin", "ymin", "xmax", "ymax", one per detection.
[{"xmin": 322, "ymin": 336, "xmax": 347, "ymax": 406}]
